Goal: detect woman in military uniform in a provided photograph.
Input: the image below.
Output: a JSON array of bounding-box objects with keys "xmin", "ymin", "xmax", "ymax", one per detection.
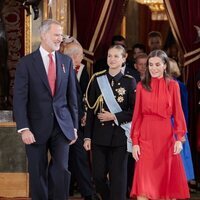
[{"xmin": 84, "ymin": 45, "xmax": 136, "ymax": 200}]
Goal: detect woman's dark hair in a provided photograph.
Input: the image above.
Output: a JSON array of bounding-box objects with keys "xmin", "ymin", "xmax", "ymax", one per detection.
[{"xmin": 141, "ymin": 50, "xmax": 171, "ymax": 91}]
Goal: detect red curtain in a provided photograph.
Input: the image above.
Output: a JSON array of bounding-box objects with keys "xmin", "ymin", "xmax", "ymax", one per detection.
[
  {"xmin": 164, "ymin": 0, "xmax": 200, "ymax": 179},
  {"xmin": 69, "ymin": 0, "xmax": 127, "ymax": 74},
  {"xmin": 138, "ymin": 4, "xmax": 170, "ymax": 52}
]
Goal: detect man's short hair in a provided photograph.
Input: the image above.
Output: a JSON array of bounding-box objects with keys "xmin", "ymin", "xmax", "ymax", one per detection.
[
  {"xmin": 132, "ymin": 43, "xmax": 146, "ymax": 53},
  {"xmin": 135, "ymin": 53, "xmax": 148, "ymax": 63},
  {"xmin": 148, "ymin": 31, "xmax": 162, "ymax": 39},
  {"xmin": 39, "ymin": 19, "xmax": 61, "ymax": 34},
  {"xmin": 111, "ymin": 35, "xmax": 126, "ymax": 44}
]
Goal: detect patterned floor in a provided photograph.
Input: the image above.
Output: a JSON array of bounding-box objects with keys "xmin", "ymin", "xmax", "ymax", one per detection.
[{"xmin": 0, "ymin": 191, "xmax": 200, "ymax": 200}]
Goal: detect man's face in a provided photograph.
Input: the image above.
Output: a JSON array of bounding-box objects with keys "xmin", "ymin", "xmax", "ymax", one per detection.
[
  {"xmin": 114, "ymin": 40, "xmax": 126, "ymax": 47},
  {"xmin": 148, "ymin": 36, "xmax": 162, "ymax": 51},
  {"xmin": 74, "ymin": 48, "xmax": 84, "ymax": 66},
  {"xmin": 41, "ymin": 24, "xmax": 63, "ymax": 52},
  {"xmin": 134, "ymin": 57, "xmax": 147, "ymax": 75}
]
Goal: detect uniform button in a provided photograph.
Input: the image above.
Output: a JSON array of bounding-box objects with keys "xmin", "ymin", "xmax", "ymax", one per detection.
[
  {"xmin": 51, "ymin": 113, "xmax": 54, "ymax": 116},
  {"xmin": 112, "ymin": 123, "xmax": 115, "ymax": 126},
  {"xmin": 101, "ymin": 123, "xmax": 104, "ymax": 126}
]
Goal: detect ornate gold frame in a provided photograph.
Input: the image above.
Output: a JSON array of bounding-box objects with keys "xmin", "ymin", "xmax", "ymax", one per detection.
[
  {"xmin": 24, "ymin": 1, "xmax": 70, "ymax": 56},
  {"xmin": 43, "ymin": 0, "xmax": 48, "ymax": 20},
  {"xmin": 24, "ymin": 14, "xmax": 32, "ymax": 55},
  {"xmin": 43, "ymin": 0, "xmax": 70, "ymax": 34}
]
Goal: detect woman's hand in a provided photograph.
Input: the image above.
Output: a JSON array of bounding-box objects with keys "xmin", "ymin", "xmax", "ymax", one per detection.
[
  {"xmin": 173, "ymin": 141, "xmax": 183, "ymax": 154},
  {"xmin": 132, "ymin": 145, "xmax": 140, "ymax": 161},
  {"xmin": 97, "ymin": 110, "xmax": 116, "ymax": 122},
  {"xmin": 81, "ymin": 113, "xmax": 87, "ymax": 127},
  {"xmin": 83, "ymin": 139, "xmax": 91, "ymax": 151}
]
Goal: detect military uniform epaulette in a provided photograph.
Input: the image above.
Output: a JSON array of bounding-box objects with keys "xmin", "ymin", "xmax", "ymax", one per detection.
[
  {"xmin": 93, "ymin": 69, "xmax": 107, "ymax": 77},
  {"xmin": 124, "ymin": 74, "xmax": 133, "ymax": 79}
]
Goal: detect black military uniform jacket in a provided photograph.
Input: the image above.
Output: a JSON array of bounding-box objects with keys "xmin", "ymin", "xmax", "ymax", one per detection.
[{"xmin": 84, "ymin": 71, "xmax": 136, "ymax": 147}]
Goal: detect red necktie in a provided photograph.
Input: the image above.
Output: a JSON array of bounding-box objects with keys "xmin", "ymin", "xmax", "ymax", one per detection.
[
  {"xmin": 75, "ymin": 65, "xmax": 80, "ymax": 74},
  {"xmin": 48, "ymin": 53, "xmax": 56, "ymax": 96}
]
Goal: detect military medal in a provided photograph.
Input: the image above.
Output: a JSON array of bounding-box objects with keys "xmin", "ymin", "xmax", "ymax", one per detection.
[{"xmin": 115, "ymin": 87, "xmax": 126, "ymax": 96}]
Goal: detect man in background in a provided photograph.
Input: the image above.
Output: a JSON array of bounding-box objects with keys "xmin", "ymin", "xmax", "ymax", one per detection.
[
  {"xmin": 61, "ymin": 39, "xmax": 100, "ymax": 200},
  {"xmin": 148, "ymin": 31, "xmax": 163, "ymax": 51}
]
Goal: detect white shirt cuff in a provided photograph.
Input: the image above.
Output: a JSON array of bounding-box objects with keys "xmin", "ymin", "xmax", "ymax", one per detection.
[{"xmin": 17, "ymin": 128, "xmax": 29, "ymax": 133}]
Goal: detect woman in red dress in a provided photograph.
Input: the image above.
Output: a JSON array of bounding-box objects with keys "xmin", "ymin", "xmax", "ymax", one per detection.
[{"xmin": 130, "ymin": 50, "xmax": 190, "ymax": 200}]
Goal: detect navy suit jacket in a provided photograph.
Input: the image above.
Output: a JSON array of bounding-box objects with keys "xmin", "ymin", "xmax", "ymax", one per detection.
[{"xmin": 13, "ymin": 49, "xmax": 78, "ymax": 144}]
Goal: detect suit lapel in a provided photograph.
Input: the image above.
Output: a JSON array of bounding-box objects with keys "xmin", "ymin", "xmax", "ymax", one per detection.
[
  {"xmin": 55, "ymin": 51, "xmax": 63, "ymax": 94},
  {"xmin": 33, "ymin": 49, "xmax": 52, "ymax": 94}
]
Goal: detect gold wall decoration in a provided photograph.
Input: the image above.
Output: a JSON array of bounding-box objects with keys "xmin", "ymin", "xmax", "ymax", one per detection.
[
  {"xmin": 24, "ymin": 14, "xmax": 32, "ymax": 55},
  {"xmin": 43, "ymin": 0, "xmax": 70, "ymax": 34},
  {"xmin": 135, "ymin": 0, "xmax": 167, "ymax": 20}
]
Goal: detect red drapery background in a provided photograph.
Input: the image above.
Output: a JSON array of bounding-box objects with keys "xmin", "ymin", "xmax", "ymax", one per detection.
[
  {"xmin": 69, "ymin": 0, "xmax": 127, "ymax": 74},
  {"xmin": 164, "ymin": 0, "xmax": 200, "ymax": 180},
  {"xmin": 138, "ymin": 3, "xmax": 170, "ymax": 52}
]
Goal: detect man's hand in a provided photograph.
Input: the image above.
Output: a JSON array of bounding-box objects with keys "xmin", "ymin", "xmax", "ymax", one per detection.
[
  {"xmin": 132, "ymin": 145, "xmax": 140, "ymax": 161},
  {"xmin": 81, "ymin": 113, "xmax": 87, "ymax": 127},
  {"xmin": 21, "ymin": 130, "xmax": 36, "ymax": 144},
  {"xmin": 174, "ymin": 141, "xmax": 183, "ymax": 154},
  {"xmin": 97, "ymin": 110, "xmax": 116, "ymax": 122},
  {"xmin": 69, "ymin": 129, "xmax": 78, "ymax": 145},
  {"xmin": 83, "ymin": 139, "xmax": 91, "ymax": 151}
]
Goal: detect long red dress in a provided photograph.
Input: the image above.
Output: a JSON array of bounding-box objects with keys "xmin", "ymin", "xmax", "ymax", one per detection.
[{"xmin": 130, "ymin": 78, "xmax": 190, "ymax": 199}]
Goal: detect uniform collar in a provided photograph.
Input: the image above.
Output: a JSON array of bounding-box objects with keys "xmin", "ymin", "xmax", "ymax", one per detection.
[{"xmin": 107, "ymin": 71, "xmax": 123, "ymax": 82}]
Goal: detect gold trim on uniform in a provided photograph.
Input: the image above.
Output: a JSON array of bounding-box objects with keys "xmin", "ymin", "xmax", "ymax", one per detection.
[
  {"xmin": 125, "ymin": 74, "xmax": 133, "ymax": 78},
  {"xmin": 85, "ymin": 70, "xmax": 106, "ymax": 114}
]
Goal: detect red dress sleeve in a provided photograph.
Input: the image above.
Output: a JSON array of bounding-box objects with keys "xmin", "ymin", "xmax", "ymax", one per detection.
[
  {"xmin": 130, "ymin": 83, "xmax": 142, "ymax": 145},
  {"xmin": 170, "ymin": 80, "xmax": 187, "ymax": 140}
]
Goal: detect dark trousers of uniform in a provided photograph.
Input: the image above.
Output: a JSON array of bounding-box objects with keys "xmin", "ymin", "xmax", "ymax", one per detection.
[
  {"xmin": 69, "ymin": 129, "xmax": 95, "ymax": 197},
  {"xmin": 92, "ymin": 144, "xmax": 128, "ymax": 200},
  {"xmin": 25, "ymin": 121, "xmax": 71, "ymax": 200},
  {"xmin": 127, "ymin": 153, "xmax": 135, "ymax": 197}
]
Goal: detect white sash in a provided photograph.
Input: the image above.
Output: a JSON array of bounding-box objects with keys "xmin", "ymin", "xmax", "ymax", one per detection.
[{"xmin": 97, "ymin": 75, "xmax": 132, "ymax": 152}]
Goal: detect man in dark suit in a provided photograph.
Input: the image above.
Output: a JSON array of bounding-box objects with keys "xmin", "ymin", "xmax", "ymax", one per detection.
[
  {"xmin": 61, "ymin": 40, "xmax": 100, "ymax": 200},
  {"xmin": 13, "ymin": 19, "xmax": 78, "ymax": 200}
]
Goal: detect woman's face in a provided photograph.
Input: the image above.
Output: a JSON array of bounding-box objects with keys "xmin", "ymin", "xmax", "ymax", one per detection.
[
  {"xmin": 107, "ymin": 48, "xmax": 126, "ymax": 70},
  {"xmin": 148, "ymin": 56, "xmax": 166, "ymax": 78}
]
